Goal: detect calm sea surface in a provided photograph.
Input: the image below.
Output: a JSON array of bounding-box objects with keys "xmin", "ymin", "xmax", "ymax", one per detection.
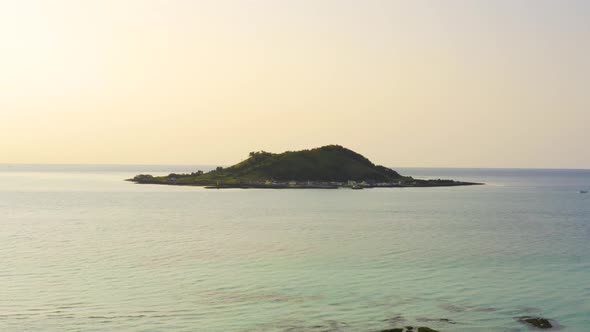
[{"xmin": 1, "ymin": 165, "xmax": 589, "ymax": 331}]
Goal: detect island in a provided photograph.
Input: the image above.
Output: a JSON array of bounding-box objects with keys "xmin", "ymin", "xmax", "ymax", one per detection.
[{"xmin": 128, "ymin": 145, "xmax": 483, "ymax": 189}]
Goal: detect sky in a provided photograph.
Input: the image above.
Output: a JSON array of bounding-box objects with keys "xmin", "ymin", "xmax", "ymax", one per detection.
[{"xmin": 0, "ymin": 0, "xmax": 589, "ymax": 168}]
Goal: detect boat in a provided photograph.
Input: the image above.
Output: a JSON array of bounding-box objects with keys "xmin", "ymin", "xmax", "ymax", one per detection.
[{"xmin": 580, "ymin": 190, "xmax": 588, "ymax": 194}]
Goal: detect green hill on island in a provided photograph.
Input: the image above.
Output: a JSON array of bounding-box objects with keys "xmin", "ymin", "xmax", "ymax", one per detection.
[
  {"xmin": 222, "ymin": 145, "xmax": 402, "ymax": 182},
  {"xmin": 130, "ymin": 145, "xmax": 482, "ymax": 189}
]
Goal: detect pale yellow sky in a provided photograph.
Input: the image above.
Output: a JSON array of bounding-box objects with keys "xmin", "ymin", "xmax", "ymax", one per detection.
[{"xmin": 1, "ymin": 0, "xmax": 589, "ymax": 168}]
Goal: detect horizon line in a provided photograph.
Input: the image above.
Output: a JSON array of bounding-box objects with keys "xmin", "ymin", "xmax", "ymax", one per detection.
[{"xmin": 1, "ymin": 163, "xmax": 589, "ymax": 172}]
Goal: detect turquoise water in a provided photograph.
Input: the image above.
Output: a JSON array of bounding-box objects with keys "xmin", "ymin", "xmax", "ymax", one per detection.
[{"xmin": 1, "ymin": 165, "xmax": 589, "ymax": 331}]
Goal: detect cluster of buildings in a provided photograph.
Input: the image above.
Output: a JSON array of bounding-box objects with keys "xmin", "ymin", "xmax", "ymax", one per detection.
[{"xmin": 243, "ymin": 179, "xmax": 406, "ymax": 189}]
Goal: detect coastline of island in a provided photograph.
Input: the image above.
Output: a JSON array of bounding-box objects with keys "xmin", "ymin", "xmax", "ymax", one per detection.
[
  {"xmin": 127, "ymin": 145, "xmax": 483, "ymax": 189},
  {"xmin": 127, "ymin": 178, "xmax": 482, "ymax": 189}
]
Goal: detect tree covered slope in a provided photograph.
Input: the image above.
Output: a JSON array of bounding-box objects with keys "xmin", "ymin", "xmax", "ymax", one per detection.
[{"xmin": 226, "ymin": 145, "xmax": 402, "ymax": 182}]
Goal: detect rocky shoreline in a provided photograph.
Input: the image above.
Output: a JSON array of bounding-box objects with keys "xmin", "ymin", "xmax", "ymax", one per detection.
[{"xmin": 128, "ymin": 178, "xmax": 483, "ymax": 190}]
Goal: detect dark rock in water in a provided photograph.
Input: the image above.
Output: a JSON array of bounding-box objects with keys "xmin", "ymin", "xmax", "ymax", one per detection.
[
  {"xmin": 517, "ymin": 316, "xmax": 553, "ymax": 329},
  {"xmin": 381, "ymin": 327, "xmax": 439, "ymax": 332},
  {"xmin": 417, "ymin": 328, "xmax": 440, "ymax": 332}
]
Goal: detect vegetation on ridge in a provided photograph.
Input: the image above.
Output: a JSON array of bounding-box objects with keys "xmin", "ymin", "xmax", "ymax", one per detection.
[{"xmin": 226, "ymin": 145, "xmax": 402, "ymax": 182}]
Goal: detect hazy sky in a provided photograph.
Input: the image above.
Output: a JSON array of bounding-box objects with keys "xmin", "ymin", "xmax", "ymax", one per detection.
[{"xmin": 1, "ymin": 0, "xmax": 589, "ymax": 168}]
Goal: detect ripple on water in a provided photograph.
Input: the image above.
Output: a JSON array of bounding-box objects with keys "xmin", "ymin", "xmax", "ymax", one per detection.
[{"xmin": 1, "ymin": 168, "xmax": 590, "ymax": 331}]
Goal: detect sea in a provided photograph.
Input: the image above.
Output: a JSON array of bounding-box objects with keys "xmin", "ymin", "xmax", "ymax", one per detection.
[{"xmin": 1, "ymin": 165, "xmax": 589, "ymax": 332}]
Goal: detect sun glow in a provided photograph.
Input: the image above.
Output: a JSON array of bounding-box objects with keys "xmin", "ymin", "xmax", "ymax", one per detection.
[{"xmin": 1, "ymin": 1, "xmax": 589, "ymax": 168}]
